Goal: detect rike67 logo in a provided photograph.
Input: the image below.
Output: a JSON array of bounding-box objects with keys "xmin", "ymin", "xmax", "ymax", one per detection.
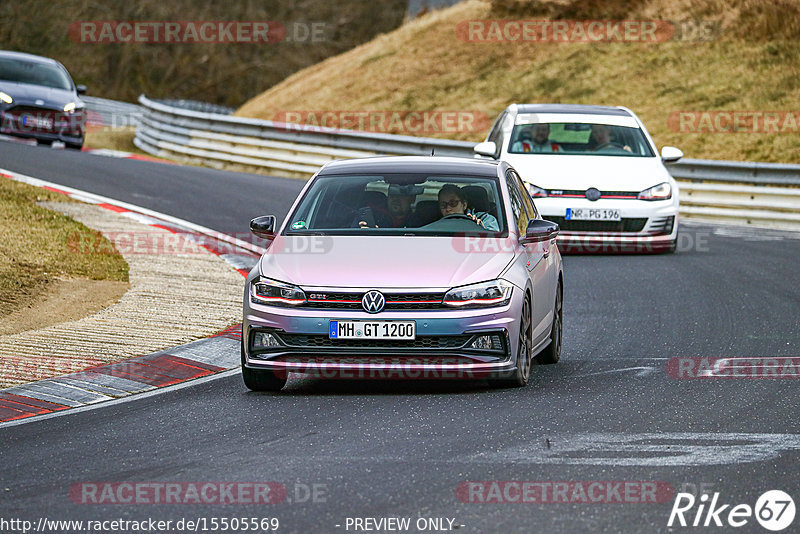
[{"xmin": 668, "ymin": 490, "xmax": 795, "ymax": 531}]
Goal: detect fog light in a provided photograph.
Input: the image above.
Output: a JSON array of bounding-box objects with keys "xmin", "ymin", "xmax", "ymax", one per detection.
[
  {"xmin": 664, "ymin": 216, "xmax": 675, "ymax": 234},
  {"xmin": 253, "ymin": 331, "xmax": 280, "ymax": 349},
  {"xmin": 469, "ymin": 334, "xmax": 503, "ymax": 351}
]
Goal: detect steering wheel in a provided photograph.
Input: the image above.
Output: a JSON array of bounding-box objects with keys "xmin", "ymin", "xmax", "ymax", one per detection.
[
  {"xmin": 441, "ymin": 214, "xmax": 474, "ymax": 221},
  {"xmin": 593, "ymin": 142, "xmax": 625, "ymax": 151}
]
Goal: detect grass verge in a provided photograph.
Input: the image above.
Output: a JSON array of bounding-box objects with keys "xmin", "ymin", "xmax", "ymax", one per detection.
[
  {"xmin": 0, "ymin": 178, "xmax": 129, "ymax": 320},
  {"xmin": 84, "ymin": 126, "xmax": 146, "ymax": 154}
]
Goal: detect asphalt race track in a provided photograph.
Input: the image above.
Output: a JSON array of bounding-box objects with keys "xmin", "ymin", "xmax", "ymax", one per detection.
[{"xmin": 1, "ymin": 141, "xmax": 799, "ymax": 533}]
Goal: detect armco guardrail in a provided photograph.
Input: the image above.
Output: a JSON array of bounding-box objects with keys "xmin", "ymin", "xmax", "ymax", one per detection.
[
  {"xmin": 135, "ymin": 95, "xmax": 800, "ymax": 230},
  {"xmin": 83, "ymin": 96, "xmax": 143, "ymax": 128}
]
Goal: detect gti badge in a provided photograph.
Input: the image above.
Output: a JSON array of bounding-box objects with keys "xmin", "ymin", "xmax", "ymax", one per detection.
[{"xmin": 361, "ymin": 290, "xmax": 385, "ymax": 313}]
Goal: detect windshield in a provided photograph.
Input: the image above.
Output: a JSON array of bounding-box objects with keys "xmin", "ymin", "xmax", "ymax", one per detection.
[
  {"xmin": 0, "ymin": 58, "xmax": 73, "ymax": 91},
  {"xmin": 508, "ymin": 122, "xmax": 654, "ymax": 157},
  {"xmin": 284, "ymin": 173, "xmax": 507, "ymax": 236}
]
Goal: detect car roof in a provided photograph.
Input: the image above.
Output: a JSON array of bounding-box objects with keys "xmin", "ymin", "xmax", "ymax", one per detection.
[
  {"xmin": 0, "ymin": 50, "xmax": 61, "ymax": 66},
  {"xmin": 511, "ymin": 104, "xmax": 632, "ymax": 117},
  {"xmin": 318, "ymin": 156, "xmax": 502, "ymax": 177}
]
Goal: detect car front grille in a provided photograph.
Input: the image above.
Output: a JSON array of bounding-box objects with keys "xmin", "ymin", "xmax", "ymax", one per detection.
[
  {"xmin": 547, "ymin": 216, "xmax": 648, "ymax": 233},
  {"xmin": 274, "ymin": 333, "xmax": 472, "ymax": 350},
  {"xmin": 545, "ymin": 189, "xmax": 639, "ymax": 199},
  {"xmin": 304, "ymin": 292, "xmax": 445, "ymax": 310},
  {"xmin": 1, "ymin": 106, "xmax": 82, "ymax": 134}
]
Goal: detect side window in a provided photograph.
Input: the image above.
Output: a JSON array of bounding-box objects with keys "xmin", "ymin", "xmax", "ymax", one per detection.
[
  {"xmin": 506, "ymin": 172, "xmax": 531, "ymax": 236},
  {"xmin": 487, "ymin": 111, "xmax": 506, "ymax": 144},
  {"xmin": 511, "ymin": 171, "xmax": 539, "ymax": 219},
  {"xmin": 487, "ymin": 112, "xmax": 508, "ymax": 156}
]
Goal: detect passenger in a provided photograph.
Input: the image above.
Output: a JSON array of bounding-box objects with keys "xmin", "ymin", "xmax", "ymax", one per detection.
[
  {"xmin": 438, "ymin": 184, "xmax": 500, "ymax": 231},
  {"xmin": 357, "ymin": 185, "xmax": 421, "ymax": 228},
  {"xmin": 512, "ymin": 123, "xmax": 560, "ymax": 153},
  {"xmin": 386, "ymin": 189, "xmax": 415, "ymax": 227}
]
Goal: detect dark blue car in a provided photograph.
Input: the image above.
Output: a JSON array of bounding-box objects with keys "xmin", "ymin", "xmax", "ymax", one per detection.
[{"xmin": 0, "ymin": 50, "xmax": 87, "ymax": 150}]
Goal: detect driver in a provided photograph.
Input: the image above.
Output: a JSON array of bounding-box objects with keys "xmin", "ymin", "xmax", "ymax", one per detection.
[
  {"xmin": 438, "ymin": 184, "xmax": 499, "ymax": 231},
  {"xmin": 590, "ymin": 124, "xmax": 631, "ymax": 152}
]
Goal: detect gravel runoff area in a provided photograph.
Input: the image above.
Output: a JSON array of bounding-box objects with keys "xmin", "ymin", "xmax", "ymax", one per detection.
[{"xmin": 0, "ymin": 201, "xmax": 244, "ymax": 388}]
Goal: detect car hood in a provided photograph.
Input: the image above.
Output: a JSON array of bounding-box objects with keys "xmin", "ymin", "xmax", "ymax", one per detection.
[
  {"xmin": 0, "ymin": 81, "xmax": 78, "ymax": 107},
  {"xmin": 259, "ymin": 235, "xmax": 515, "ymax": 290},
  {"xmin": 504, "ymin": 154, "xmax": 672, "ymax": 191}
]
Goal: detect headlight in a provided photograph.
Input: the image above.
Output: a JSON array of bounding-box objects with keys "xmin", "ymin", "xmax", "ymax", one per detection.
[
  {"xmin": 525, "ymin": 183, "xmax": 548, "ymax": 198},
  {"xmin": 638, "ymin": 182, "xmax": 672, "ymax": 201},
  {"xmin": 443, "ymin": 279, "xmax": 514, "ymax": 308},
  {"xmin": 250, "ymin": 277, "xmax": 306, "ymax": 306},
  {"xmin": 0, "ymin": 91, "xmax": 12, "ymax": 104},
  {"xmin": 63, "ymin": 102, "xmax": 76, "ymax": 112}
]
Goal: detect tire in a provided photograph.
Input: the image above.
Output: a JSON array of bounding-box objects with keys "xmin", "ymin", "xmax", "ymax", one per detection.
[
  {"xmin": 535, "ymin": 281, "xmax": 562, "ymax": 365},
  {"xmin": 241, "ymin": 337, "xmax": 286, "ymax": 392},
  {"xmin": 491, "ymin": 294, "xmax": 532, "ymax": 388},
  {"xmin": 65, "ymin": 142, "xmax": 83, "ymax": 151}
]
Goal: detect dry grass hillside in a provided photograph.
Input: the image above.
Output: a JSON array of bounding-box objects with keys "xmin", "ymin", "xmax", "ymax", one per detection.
[{"xmin": 236, "ymin": 0, "xmax": 800, "ymax": 163}]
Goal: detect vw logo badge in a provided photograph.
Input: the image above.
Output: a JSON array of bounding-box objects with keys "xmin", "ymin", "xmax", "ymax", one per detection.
[
  {"xmin": 361, "ymin": 290, "xmax": 385, "ymax": 313},
  {"xmin": 585, "ymin": 187, "xmax": 602, "ymax": 202}
]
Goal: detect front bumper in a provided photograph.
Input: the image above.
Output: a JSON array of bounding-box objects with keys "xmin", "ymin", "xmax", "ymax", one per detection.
[
  {"xmin": 0, "ymin": 108, "xmax": 85, "ymax": 145},
  {"xmin": 537, "ymin": 197, "xmax": 678, "ymax": 253},
  {"xmin": 242, "ymin": 285, "xmax": 526, "ymax": 380}
]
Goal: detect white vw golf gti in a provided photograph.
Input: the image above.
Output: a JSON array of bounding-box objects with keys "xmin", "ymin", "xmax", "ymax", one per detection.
[{"xmin": 475, "ymin": 104, "xmax": 682, "ymax": 253}]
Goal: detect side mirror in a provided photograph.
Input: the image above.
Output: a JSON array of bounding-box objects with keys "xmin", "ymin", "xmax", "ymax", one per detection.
[
  {"xmin": 520, "ymin": 219, "xmax": 559, "ymax": 244},
  {"xmin": 250, "ymin": 215, "xmax": 277, "ymax": 240},
  {"xmin": 474, "ymin": 141, "xmax": 498, "ymax": 159},
  {"xmin": 661, "ymin": 146, "xmax": 683, "ymax": 163},
  {"xmin": 76, "ymin": 84, "xmax": 87, "ymax": 95}
]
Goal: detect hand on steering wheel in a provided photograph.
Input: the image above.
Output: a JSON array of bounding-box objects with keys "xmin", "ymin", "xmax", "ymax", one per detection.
[
  {"xmin": 593, "ymin": 142, "xmax": 625, "ymax": 151},
  {"xmin": 442, "ymin": 213, "xmax": 485, "ymax": 227}
]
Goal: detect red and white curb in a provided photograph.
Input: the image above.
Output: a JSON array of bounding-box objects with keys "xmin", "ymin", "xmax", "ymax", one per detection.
[
  {"xmin": 0, "ymin": 168, "xmax": 266, "ymax": 424},
  {"xmin": 84, "ymin": 147, "xmax": 176, "ymax": 164}
]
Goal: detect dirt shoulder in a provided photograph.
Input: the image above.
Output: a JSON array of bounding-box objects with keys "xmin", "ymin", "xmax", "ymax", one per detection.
[{"xmin": 0, "ymin": 278, "xmax": 128, "ymax": 336}]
